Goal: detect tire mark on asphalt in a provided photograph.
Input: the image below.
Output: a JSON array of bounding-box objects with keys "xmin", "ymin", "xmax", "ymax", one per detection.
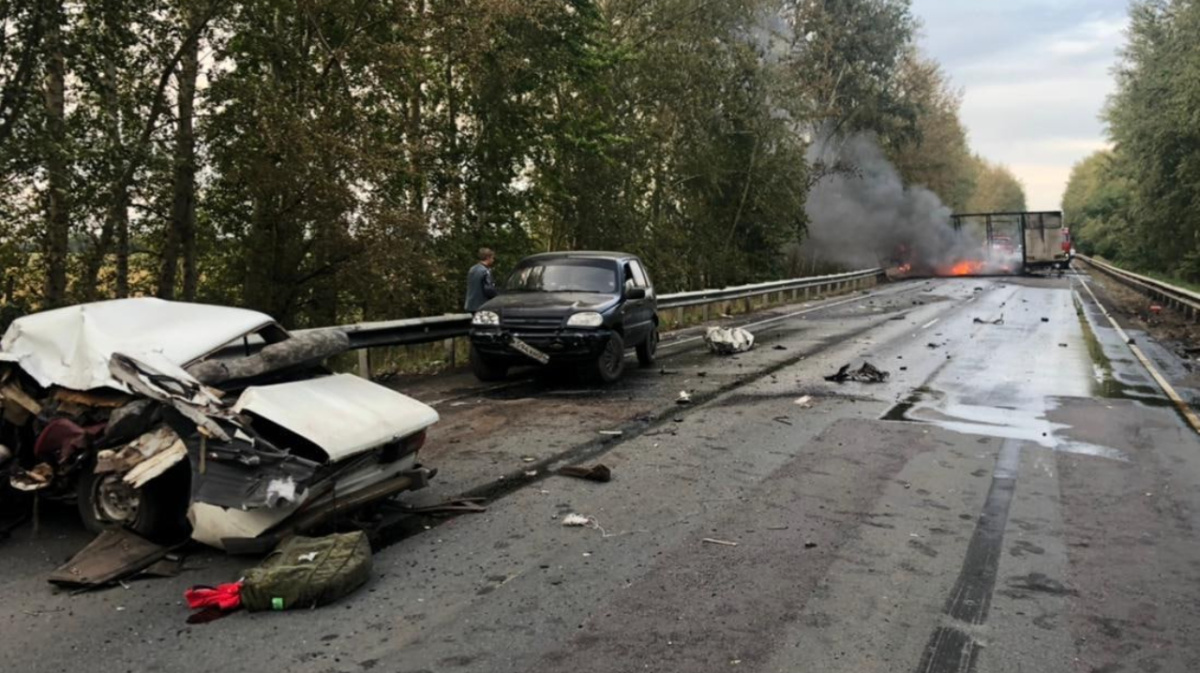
[{"xmin": 916, "ymin": 437, "xmax": 1023, "ymax": 673}]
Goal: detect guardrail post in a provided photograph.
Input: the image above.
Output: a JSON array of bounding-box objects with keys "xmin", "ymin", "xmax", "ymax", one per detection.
[
  {"xmin": 444, "ymin": 338, "xmax": 457, "ymax": 367},
  {"xmin": 357, "ymin": 349, "xmax": 372, "ymax": 379}
]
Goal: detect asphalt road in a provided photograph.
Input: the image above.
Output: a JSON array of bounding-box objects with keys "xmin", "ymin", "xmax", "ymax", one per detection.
[{"xmin": 4, "ymin": 269, "xmax": 1200, "ymax": 673}]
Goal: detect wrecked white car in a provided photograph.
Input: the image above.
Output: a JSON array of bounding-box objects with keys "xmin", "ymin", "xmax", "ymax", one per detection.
[{"xmin": 0, "ymin": 298, "xmax": 438, "ymax": 550}]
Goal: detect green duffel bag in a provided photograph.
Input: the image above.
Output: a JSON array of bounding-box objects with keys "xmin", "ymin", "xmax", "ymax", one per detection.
[{"xmin": 241, "ymin": 532, "xmax": 372, "ymax": 612}]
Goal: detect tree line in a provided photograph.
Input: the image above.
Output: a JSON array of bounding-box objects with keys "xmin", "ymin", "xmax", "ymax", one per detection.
[
  {"xmin": 0, "ymin": 0, "xmax": 1024, "ymax": 328},
  {"xmin": 1065, "ymin": 0, "xmax": 1200, "ymax": 283}
]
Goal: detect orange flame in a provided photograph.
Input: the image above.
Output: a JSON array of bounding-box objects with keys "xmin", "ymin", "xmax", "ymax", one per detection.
[{"xmin": 943, "ymin": 260, "xmax": 987, "ymax": 277}]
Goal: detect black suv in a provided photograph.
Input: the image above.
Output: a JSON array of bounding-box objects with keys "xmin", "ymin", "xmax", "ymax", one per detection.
[{"xmin": 469, "ymin": 251, "xmax": 659, "ymax": 383}]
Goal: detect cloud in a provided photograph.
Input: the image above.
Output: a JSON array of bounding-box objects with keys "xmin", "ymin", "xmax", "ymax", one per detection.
[{"xmin": 911, "ymin": 1, "xmax": 1128, "ymax": 210}]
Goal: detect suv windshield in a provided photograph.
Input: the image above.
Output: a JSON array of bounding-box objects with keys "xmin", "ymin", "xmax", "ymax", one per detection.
[{"xmin": 506, "ymin": 259, "xmax": 618, "ymax": 294}]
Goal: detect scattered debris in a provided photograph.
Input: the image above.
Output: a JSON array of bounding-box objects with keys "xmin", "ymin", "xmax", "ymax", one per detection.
[
  {"xmin": 704, "ymin": 326, "xmax": 755, "ymax": 355},
  {"xmin": 825, "ymin": 363, "xmax": 890, "ymax": 384},
  {"xmin": 772, "ymin": 417, "xmax": 794, "ymax": 426},
  {"xmin": 676, "ymin": 390, "xmax": 693, "ymax": 405},
  {"xmin": 772, "ymin": 344, "xmax": 788, "ymax": 351},
  {"xmin": 1150, "ymin": 304, "xmax": 1163, "ymax": 314},
  {"xmin": 804, "ymin": 542, "xmax": 818, "ymax": 549},
  {"xmin": 1041, "ymin": 317, "xmax": 1050, "ymax": 323},
  {"xmin": 1059, "ymin": 343, "xmax": 1068, "ymax": 348},
  {"xmin": 973, "ymin": 315, "xmax": 1004, "ymax": 325},
  {"xmin": 926, "ymin": 342, "xmax": 942, "ymax": 349},
  {"xmin": 697, "ymin": 371, "xmax": 708, "ymax": 378},
  {"xmin": 561, "ymin": 513, "xmax": 612, "ymax": 537},
  {"xmin": 48, "ymin": 529, "xmax": 176, "ymax": 589},
  {"xmin": 559, "ymin": 464, "xmax": 613, "ymax": 483},
  {"xmin": 598, "ymin": 430, "xmax": 623, "ymax": 437},
  {"xmin": 701, "ymin": 538, "xmax": 738, "ymax": 547},
  {"xmin": 402, "ymin": 498, "xmax": 488, "ymax": 515},
  {"xmin": 794, "ymin": 395, "xmax": 814, "ymax": 408}
]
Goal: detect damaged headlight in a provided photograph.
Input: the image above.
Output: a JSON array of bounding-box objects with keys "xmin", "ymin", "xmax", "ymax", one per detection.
[
  {"xmin": 566, "ymin": 312, "xmax": 603, "ymax": 328},
  {"xmin": 472, "ymin": 311, "xmax": 500, "ymax": 326}
]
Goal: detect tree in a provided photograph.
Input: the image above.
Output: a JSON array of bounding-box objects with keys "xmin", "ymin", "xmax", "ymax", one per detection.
[
  {"xmin": 965, "ymin": 156, "xmax": 1026, "ymax": 212},
  {"xmin": 885, "ymin": 49, "xmax": 975, "ymax": 212}
]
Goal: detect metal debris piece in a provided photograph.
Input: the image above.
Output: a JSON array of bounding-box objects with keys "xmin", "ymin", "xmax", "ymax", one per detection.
[
  {"xmin": 558, "ymin": 464, "xmax": 612, "ymax": 483},
  {"xmin": 973, "ymin": 315, "xmax": 1004, "ymax": 325},
  {"xmin": 599, "ymin": 430, "xmax": 623, "ymax": 437},
  {"xmin": 676, "ymin": 390, "xmax": 692, "ymax": 405},
  {"xmin": 402, "ymin": 498, "xmax": 487, "ymax": 515},
  {"xmin": 701, "ymin": 538, "xmax": 738, "ymax": 547},
  {"xmin": 562, "ymin": 513, "xmax": 592, "ymax": 527},
  {"xmin": 48, "ymin": 528, "xmax": 174, "ymax": 589},
  {"xmin": 10, "ymin": 463, "xmax": 54, "ymax": 492},
  {"xmin": 824, "ymin": 363, "xmax": 890, "ymax": 384},
  {"xmin": 704, "ymin": 327, "xmax": 755, "ymax": 355}
]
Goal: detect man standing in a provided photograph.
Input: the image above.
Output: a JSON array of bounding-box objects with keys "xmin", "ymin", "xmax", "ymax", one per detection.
[{"xmin": 464, "ymin": 248, "xmax": 498, "ymax": 312}]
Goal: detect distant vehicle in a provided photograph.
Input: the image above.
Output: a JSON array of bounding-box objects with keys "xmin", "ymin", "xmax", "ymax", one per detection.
[
  {"xmin": 1022, "ymin": 211, "xmax": 1072, "ymax": 271},
  {"xmin": 469, "ymin": 252, "xmax": 659, "ymax": 383},
  {"xmin": 951, "ymin": 211, "xmax": 1072, "ymax": 272}
]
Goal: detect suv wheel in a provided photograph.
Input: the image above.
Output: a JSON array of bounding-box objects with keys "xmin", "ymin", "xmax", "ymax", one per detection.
[
  {"xmin": 593, "ymin": 333, "xmax": 626, "ymax": 383},
  {"xmin": 470, "ymin": 345, "xmax": 509, "ymax": 382},
  {"xmin": 636, "ymin": 324, "xmax": 659, "ymax": 367}
]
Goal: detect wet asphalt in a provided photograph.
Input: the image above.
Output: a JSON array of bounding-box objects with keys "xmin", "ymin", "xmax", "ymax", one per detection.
[{"xmin": 4, "ymin": 270, "xmax": 1200, "ymax": 673}]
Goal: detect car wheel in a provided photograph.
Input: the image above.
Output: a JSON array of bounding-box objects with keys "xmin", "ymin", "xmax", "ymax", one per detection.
[
  {"xmin": 636, "ymin": 324, "xmax": 659, "ymax": 367},
  {"xmin": 593, "ymin": 333, "xmax": 626, "ymax": 383},
  {"xmin": 77, "ymin": 460, "xmax": 191, "ymax": 542},
  {"xmin": 470, "ymin": 345, "xmax": 509, "ymax": 382}
]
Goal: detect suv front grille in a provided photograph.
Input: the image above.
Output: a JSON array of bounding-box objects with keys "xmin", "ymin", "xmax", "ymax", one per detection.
[{"xmin": 501, "ymin": 316, "xmax": 563, "ymax": 331}]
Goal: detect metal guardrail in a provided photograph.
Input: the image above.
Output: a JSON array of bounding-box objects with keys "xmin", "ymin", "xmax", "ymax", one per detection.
[
  {"xmin": 1077, "ymin": 255, "xmax": 1200, "ymax": 319},
  {"xmin": 321, "ymin": 267, "xmax": 885, "ymax": 355}
]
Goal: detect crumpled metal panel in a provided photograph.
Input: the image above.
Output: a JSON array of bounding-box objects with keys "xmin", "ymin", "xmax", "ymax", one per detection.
[
  {"xmin": 0, "ymin": 298, "xmax": 274, "ymax": 391},
  {"xmin": 233, "ymin": 374, "xmax": 439, "ymax": 461}
]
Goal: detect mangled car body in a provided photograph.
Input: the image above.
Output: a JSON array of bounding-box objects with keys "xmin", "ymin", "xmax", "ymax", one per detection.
[{"xmin": 0, "ymin": 298, "xmax": 438, "ymax": 549}]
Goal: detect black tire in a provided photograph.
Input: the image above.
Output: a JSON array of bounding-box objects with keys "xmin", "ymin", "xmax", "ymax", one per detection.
[
  {"xmin": 636, "ymin": 324, "xmax": 659, "ymax": 368},
  {"xmin": 592, "ymin": 333, "xmax": 626, "ymax": 384},
  {"xmin": 470, "ymin": 345, "xmax": 509, "ymax": 382},
  {"xmin": 77, "ymin": 460, "xmax": 191, "ymax": 543}
]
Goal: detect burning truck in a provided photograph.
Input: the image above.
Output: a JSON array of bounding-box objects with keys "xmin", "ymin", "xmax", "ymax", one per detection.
[{"xmin": 0, "ymin": 298, "xmax": 439, "ymax": 550}]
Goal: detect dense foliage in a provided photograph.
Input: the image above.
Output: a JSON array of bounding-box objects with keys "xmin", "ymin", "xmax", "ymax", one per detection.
[
  {"xmin": 0, "ymin": 0, "xmax": 1019, "ymax": 327},
  {"xmin": 1066, "ymin": 0, "xmax": 1200, "ymax": 281}
]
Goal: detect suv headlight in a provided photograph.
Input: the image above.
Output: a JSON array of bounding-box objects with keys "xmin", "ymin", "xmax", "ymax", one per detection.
[
  {"xmin": 566, "ymin": 312, "xmax": 603, "ymax": 328},
  {"xmin": 472, "ymin": 311, "xmax": 500, "ymax": 326}
]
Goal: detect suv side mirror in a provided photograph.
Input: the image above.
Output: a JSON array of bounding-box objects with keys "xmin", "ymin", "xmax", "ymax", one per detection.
[{"xmin": 626, "ymin": 287, "xmax": 647, "ymax": 300}]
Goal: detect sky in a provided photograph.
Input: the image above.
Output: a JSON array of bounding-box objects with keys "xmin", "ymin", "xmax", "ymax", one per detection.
[{"xmin": 909, "ymin": 0, "xmax": 1129, "ymax": 211}]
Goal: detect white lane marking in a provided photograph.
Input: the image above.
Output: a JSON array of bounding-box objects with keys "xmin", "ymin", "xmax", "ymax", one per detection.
[
  {"xmin": 921, "ymin": 318, "xmax": 939, "ymax": 330},
  {"xmin": 1078, "ymin": 277, "xmax": 1200, "ymax": 434}
]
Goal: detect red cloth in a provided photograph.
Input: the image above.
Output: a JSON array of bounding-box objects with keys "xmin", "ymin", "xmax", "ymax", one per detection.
[{"xmin": 185, "ymin": 582, "xmax": 244, "ymax": 611}]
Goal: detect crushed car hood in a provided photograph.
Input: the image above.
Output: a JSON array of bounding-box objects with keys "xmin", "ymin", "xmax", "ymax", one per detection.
[
  {"xmin": 232, "ymin": 373, "xmax": 439, "ymax": 461},
  {"xmin": 482, "ymin": 292, "xmax": 618, "ymax": 314},
  {"xmin": 0, "ymin": 298, "xmax": 274, "ymax": 391}
]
